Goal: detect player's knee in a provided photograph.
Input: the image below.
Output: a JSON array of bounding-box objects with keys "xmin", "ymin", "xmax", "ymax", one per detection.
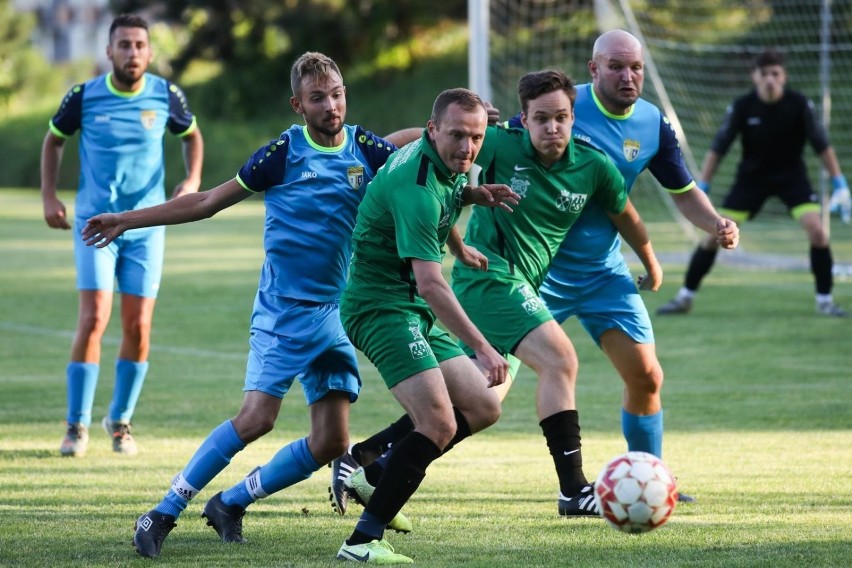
[
  {"xmin": 477, "ymin": 395, "xmax": 502, "ymax": 429},
  {"xmin": 626, "ymin": 367, "xmax": 663, "ymax": 396},
  {"xmin": 233, "ymin": 414, "xmax": 275, "ymax": 443},
  {"xmin": 419, "ymin": 415, "xmax": 456, "ymax": 449},
  {"xmin": 77, "ymin": 311, "xmax": 109, "ymax": 336},
  {"xmin": 309, "ymin": 433, "xmax": 349, "ymax": 465}
]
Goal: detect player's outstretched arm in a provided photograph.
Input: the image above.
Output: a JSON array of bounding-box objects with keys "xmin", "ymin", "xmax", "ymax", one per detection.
[
  {"xmin": 670, "ymin": 189, "xmax": 739, "ymax": 249},
  {"xmin": 607, "ymin": 199, "xmax": 662, "ymax": 291},
  {"xmin": 463, "ymin": 183, "xmax": 520, "ymax": 212},
  {"xmin": 82, "ymin": 178, "xmax": 250, "ymax": 248},
  {"xmin": 383, "ymin": 127, "xmax": 422, "ymax": 147}
]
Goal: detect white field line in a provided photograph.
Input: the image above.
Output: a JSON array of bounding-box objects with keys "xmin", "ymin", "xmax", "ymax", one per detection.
[{"xmin": 0, "ymin": 322, "xmax": 247, "ymax": 361}]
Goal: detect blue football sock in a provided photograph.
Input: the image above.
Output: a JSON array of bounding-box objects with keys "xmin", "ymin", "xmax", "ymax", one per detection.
[
  {"xmin": 66, "ymin": 362, "xmax": 99, "ymax": 427},
  {"xmin": 221, "ymin": 437, "xmax": 320, "ymax": 509},
  {"xmin": 622, "ymin": 408, "xmax": 663, "ymax": 458},
  {"xmin": 156, "ymin": 420, "xmax": 246, "ymax": 518},
  {"xmin": 109, "ymin": 359, "xmax": 149, "ymax": 423}
]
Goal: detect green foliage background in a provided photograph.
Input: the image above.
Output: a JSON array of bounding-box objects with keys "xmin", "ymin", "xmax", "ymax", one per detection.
[{"xmin": 0, "ymin": 0, "xmax": 470, "ymax": 191}]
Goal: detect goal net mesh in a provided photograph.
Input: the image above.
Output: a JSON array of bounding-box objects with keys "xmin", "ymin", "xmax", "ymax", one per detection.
[{"xmin": 486, "ymin": 0, "xmax": 852, "ymax": 259}]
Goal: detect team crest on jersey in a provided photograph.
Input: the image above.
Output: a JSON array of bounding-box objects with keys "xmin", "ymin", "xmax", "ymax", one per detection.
[
  {"xmin": 140, "ymin": 110, "xmax": 157, "ymax": 130},
  {"xmin": 510, "ymin": 174, "xmax": 531, "ymax": 198},
  {"xmin": 347, "ymin": 166, "xmax": 364, "ymax": 190},
  {"xmin": 556, "ymin": 190, "xmax": 588, "ymax": 213},
  {"xmin": 623, "ymin": 139, "xmax": 640, "ymax": 162}
]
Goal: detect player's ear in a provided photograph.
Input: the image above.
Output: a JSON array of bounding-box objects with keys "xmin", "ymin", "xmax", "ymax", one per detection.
[
  {"xmin": 290, "ymin": 95, "xmax": 302, "ymax": 115},
  {"xmin": 426, "ymin": 119, "xmax": 437, "ymax": 139}
]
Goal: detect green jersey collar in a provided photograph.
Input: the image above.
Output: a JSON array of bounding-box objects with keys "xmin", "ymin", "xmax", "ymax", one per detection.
[{"xmin": 421, "ymin": 129, "xmax": 463, "ymax": 182}]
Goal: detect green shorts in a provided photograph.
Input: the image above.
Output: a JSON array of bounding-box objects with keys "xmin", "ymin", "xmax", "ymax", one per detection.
[
  {"xmin": 340, "ymin": 291, "xmax": 464, "ymax": 388},
  {"xmin": 451, "ymin": 267, "xmax": 553, "ymax": 356}
]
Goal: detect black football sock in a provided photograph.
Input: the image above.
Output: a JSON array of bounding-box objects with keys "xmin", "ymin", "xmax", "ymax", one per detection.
[
  {"xmin": 540, "ymin": 409, "xmax": 587, "ymax": 496},
  {"xmin": 352, "ymin": 414, "xmax": 414, "ymax": 466},
  {"xmin": 810, "ymin": 245, "xmax": 833, "ymax": 295},
  {"xmin": 362, "ymin": 407, "xmax": 470, "ymax": 486},
  {"xmin": 363, "ymin": 431, "xmax": 440, "ymax": 527},
  {"xmin": 684, "ymin": 246, "xmax": 718, "ymax": 291},
  {"xmin": 442, "ymin": 407, "xmax": 472, "ymax": 454}
]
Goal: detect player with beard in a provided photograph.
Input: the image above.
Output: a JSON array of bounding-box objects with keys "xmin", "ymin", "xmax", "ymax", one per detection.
[
  {"xmin": 42, "ymin": 13, "xmax": 204, "ymax": 458},
  {"xmin": 83, "ymin": 51, "xmax": 411, "ymax": 559}
]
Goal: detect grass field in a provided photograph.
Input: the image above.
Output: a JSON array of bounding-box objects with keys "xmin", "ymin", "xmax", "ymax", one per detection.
[{"xmin": 1, "ymin": 188, "xmax": 850, "ymax": 567}]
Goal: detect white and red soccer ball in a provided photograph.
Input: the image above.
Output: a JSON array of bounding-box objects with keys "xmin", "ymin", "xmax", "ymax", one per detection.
[{"xmin": 594, "ymin": 451, "xmax": 678, "ymax": 534}]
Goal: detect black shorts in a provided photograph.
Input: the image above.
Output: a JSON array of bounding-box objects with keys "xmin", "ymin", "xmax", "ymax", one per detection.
[{"xmin": 721, "ymin": 172, "xmax": 819, "ymax": 219}]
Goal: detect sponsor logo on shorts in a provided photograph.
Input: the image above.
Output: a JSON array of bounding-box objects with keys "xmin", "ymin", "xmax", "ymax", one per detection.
[
  {"xmin": 522, "ymin": 297, "xmax": 545, "ymax": 315},
  {"xmin": 409, "ymin": 340, "xmax": 431, "ymax": 359}
]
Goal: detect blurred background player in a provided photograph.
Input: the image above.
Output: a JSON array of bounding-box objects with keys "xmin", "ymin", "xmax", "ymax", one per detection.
[
  {"xmin": 41, "ymin": 13, "xmax": 204, "ymax": 457},
  {"xmin": 658, "ymin": 48, "xmax": 849, "ymax": 317}
]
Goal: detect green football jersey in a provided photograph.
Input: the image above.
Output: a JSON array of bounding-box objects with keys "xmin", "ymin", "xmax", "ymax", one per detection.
[
  {"xmin": 458, "ymin": 125, "xmax": 628, "ymax": 289},
  {"xmin": 346, "ymin": 130, "xmax": 468, "ymax": 301}
]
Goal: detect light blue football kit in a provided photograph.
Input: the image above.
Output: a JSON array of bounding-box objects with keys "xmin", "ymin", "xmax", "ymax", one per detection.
[
  {"xmin": 159, "ymin": 125, "xmax": 397, "ymax": 518},
  {"xmin": 509, "ymin": 83, "xmax": 694, "ymax": 457},
  {"xmin": 50, "ymin": 72, "xmax": 197, "ymax": 427}
]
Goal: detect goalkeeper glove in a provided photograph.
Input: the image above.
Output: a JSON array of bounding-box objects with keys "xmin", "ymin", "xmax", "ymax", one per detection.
[{"xmin": 829, "ymin": 175, "xmax": 851, "ymax": 224}]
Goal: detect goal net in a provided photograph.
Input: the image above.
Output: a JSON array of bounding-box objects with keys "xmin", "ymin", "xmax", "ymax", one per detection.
[{"xmin": 478, "ymin": 0, "xmax": 852, "ymax": 261}]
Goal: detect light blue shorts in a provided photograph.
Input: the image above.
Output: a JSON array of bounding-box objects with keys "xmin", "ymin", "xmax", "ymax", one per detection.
[
  {"xmin": 540, "ymin": 266, "xmax": 654, "ymax": 347},
  {"xmin": 244, "ymin": 291, "xmax": 361, "ymax": 404},
  {"xmin": 74, "ymin": 218, "xmax": 164, "ymax": 298}
]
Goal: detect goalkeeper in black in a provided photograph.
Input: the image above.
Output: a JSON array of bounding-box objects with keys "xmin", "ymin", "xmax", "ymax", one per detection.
[{"xmin": 658, "ymin": 48, "xmax": 849, "ymax": 317}]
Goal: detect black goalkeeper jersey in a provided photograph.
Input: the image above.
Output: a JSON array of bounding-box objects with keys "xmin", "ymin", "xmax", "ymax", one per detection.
[{"xmin": 710, "ymin": 88, "xmax": 830, "ymax": 178}]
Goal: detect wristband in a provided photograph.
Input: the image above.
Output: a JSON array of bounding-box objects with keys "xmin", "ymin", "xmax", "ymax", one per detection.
[{"xmin": 831, "ymin": 175, "xmax": 848, "ymax": 190}]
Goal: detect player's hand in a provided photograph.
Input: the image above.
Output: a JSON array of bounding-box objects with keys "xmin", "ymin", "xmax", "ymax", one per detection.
[
  {"xmin": 637, "ymin": 261, "xmax": 662, "ymax": 292},
  {"xmin": 715, "ymin": 217, "xmax": 739, "ymax": 250},
  {"xmin": 172, "ymin": 177, "xmax": 201, "ymax": 199},
  {"xmin": 81, "ymin": 213, "xmax": 126, "ymax": 248},
  {"xmin": 474, "ymin": 344, "xmax": 509, "ymax": 387},
  {"xmin": 453, "ymin": 244, "xmax": 489, "ymax": 271},
  {"xmin": 696, "ymin": 180, "xmax": 710, "ymax": 194},
  {"xmin": 468, "ymin": 183, "xmax": 520, "ymax": 212},
  {"xmin": 829, "ymin": 177, "xmax": 851, "ymax": 224},
  {"xmin": 484, "ymin": 101, "xmax": 501, "ymax": 125},
  {"xmin": 42, "ymin": 195, "xmax": 71, "ymax": 230}
]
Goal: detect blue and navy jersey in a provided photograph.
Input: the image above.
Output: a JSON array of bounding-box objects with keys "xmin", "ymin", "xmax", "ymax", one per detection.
[
  {"xmin": 49, "ymin": 72, "xmax": 197, "ymax": 219},
  {"xmin": 236, "ymin": 124, "xmax": 397, "ymax": 302},
  {"xmin": 508, "ymin": 83, "xmax": 693, "ymax": 276}
]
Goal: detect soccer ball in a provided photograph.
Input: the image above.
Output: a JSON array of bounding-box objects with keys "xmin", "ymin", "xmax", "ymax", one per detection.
[{"xmin": 593, "ymin": 451, "xmax": 678, "ymax": 534}]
